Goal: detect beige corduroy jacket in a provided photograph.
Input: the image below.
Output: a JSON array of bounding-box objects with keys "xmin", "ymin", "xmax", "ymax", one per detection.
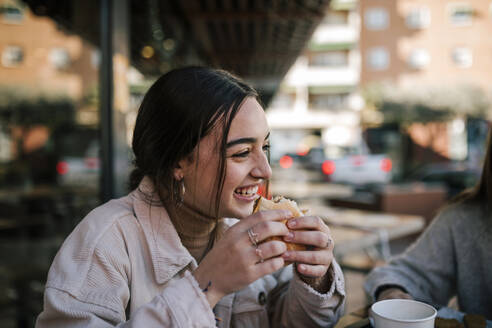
[{"xmin": 36, "ymin": 178, "xmax": 345, "ymax": 328}]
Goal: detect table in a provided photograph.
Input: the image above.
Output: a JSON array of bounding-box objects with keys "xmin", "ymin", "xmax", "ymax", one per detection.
[
  {"xmin": 298, "ymin": 202, "xmax": 426, "ymax": 268},
  {"xmin": 329, "ymin": 183, "xmax": 447, "ymax": 223},
  {"xmin": 270, "ymin": 181, "xmax": 353, "ymax": 201},
  {"xmin": 334, "ymin": 306, "xmax": 370, "ymax": 328}
]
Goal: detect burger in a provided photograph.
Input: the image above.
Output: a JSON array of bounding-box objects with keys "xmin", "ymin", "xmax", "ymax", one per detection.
[{"xmin": 253, "ymin": 196, "xmax": 308, "ymax": 254}]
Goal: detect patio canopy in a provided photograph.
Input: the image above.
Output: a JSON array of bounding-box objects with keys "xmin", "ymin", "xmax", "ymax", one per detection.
[{"xmin": 22, "ymin": 0, "xmax": 331, "ymax": 104}]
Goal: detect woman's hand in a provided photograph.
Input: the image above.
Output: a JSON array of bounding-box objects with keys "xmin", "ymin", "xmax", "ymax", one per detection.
[
  {"xmin": 193, "ymin": 209, "xmax": 292, "ymax": 307},
  {"xmin": 280, "ymin": 216, "xmax": 334, "ymax": 284},
  {"xmin": 377, "ymin": 287, "xmax": 413, "ymax": 301}
]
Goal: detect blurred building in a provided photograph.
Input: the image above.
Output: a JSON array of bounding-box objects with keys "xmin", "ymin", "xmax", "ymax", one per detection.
[
  {"xmin": 267, "ymin": 0, "xmax": 362, "ymax": 160},
  {"xmin": 0, "ymin": 0, "xmax": 99, "ymax": 124},
  {"xmin": 268, "ymin": 0, "xmax": 492, "ymax": 164},
  {"xmin": 0, "ymin": 0, "xmax": 102, "ymax": 195},
  {"xmin": 360, "ymin": 0, "xmax": 492, "ymax": 90},
  {"xmin": 359, "ymin": 0, "xmax": 492, "ymax": 162}
]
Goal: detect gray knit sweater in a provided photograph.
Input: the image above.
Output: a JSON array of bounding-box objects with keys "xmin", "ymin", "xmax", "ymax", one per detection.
[{"xmin": 364, "ymin": 201, "xmax": 492, "ymax": 319}]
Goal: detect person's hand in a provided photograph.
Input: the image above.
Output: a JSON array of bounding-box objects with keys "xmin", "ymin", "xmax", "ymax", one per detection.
[
  {"xmin": 193, "ymin": 209, "xmax": 292, "ymax": 307},
  {"xmin": 280, "ymin": 216, "xmax": 334, "ymax": 281},
  {"xmin": 377, "ymin": 287, "xmax": 413, "ymax": 301}
]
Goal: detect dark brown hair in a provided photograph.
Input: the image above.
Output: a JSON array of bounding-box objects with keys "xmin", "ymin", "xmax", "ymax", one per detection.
[
  {"xmin": 129, "ymin": 66, "xmax": 260, "ymax": 218},
  {"xmin": 452, "ymin": 126, "xmax": 492, "ymax": 208}
]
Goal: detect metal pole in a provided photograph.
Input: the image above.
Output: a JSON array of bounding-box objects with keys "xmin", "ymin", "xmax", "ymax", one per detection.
[{"xmin": 100, "ymin": 0, "xmax": 114, "ymax": 202}]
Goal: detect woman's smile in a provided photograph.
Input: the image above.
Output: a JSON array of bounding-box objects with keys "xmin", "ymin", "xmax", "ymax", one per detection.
[{"xmin": 233, "ymin": 184, "xmax": 260, "ymax": 202}]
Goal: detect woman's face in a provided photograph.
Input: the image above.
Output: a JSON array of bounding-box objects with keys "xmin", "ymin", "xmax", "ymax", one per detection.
[{"xmin": 179, "ymin": 97, "xmax": 271, "ymax": 219}]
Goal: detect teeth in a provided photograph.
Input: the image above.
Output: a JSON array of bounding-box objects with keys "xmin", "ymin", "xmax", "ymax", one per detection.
[{"xmin": 235, "ymin": 185, "xmax": 259, "ymax": 196}]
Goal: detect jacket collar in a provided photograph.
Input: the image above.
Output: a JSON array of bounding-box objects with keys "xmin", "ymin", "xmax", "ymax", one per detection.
[{"xmin": 131, "ymin": 177, "xmax": 197, "ymax": 284}]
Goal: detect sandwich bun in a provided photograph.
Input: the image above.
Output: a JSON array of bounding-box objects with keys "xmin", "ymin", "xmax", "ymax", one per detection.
[{"xmin": 253, "ymin": 196, "xmax": 307, "ymax": 253}]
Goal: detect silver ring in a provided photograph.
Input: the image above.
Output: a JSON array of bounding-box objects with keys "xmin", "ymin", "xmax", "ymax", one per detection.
[
  {"xmin": 247, "ymin": 228, "xmax": 259, "ymax": 247},
  {"xmin": 255, "ymin": 248, "xmax": 264, "ymax": 263},
  {"xmin": 325, "ymin": 238, "xmax": 332, "ymax": 248}
]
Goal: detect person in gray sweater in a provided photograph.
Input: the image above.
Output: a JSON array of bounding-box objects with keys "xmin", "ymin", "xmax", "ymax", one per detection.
[{"xmin": 364, "ymin": 128, "xmax": 492, "ymax": 320}]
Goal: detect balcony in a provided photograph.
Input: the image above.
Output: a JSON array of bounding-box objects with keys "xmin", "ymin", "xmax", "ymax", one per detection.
[
  {"xmin": 284, "ymin": 66, "xmax": 359, "ymax": 87},
  {"xmin": 311, "ymin": 24, "xmax": 359, "ymax": 46}
]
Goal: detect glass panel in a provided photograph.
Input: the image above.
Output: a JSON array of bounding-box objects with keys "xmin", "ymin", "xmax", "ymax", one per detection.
[
  {"xmin": 449, "ymin": 3, "xmax": 474, "ymax": 26},
  {"xmin": 309, "ymin": 93, "xmax": 349, "ymax": 110},
  {"xmin": 408, "ymin": 48, "xmax": 431, "ymax": 69},
  {"xmin": 309, "ymin": 50, "xmax": 349, "ymax": 67},
  {"xmin": 452, "ymin": 47, "xmax": 473, "ymax": 68},
  {"xmin": 322, "ymin": 11, "xmax": 348, "ymax": 25},
  {"xmin": 368, "ymin": 47, "xmax": 389, "ymax": 70},
  {"xmin": 1, "ymin": 45, "xmax": 23, "ymax": 67},
  {"xmin": 1, "ymin": 2, "xmax": 24, "ymax": 23},
  {"xmin": 365, "ymin": 7, "xmax": 389, "ymax": 30},
  {"xmin": 406, "ymin": 7, "xmax": 431, "ymax": 29},
  {"xmin": 0, "ymin": 1, "xmax": 100, "ymax": 325}
]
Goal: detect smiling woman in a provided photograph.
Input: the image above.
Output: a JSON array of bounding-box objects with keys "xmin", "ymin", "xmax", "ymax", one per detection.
[
  {"xmin": 177, "ymin": 97, "xmax": 272, "ymax": 221},
  {"xmin": 35, "ymin": 67, "xmax": 346, "ymax": 328}
]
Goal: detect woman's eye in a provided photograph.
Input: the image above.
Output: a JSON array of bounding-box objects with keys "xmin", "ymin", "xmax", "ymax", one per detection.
[
  {"xmin": 262, "ymin": 144, "xmax": 271, "ymax": 152},
  {"xmin": 232, "ymin": 150, "xmax": 250, "ymax": 158}
]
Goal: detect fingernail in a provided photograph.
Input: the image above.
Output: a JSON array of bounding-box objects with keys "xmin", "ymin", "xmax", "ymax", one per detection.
[
  {"xmin": 287, "ymin": 219, "xmax": 297, "ymax": 228},
  {"xmin": 284, "ymin": 232, "xmax": 294, "ymax": 241},
  {"xmin": 298, "ymin": 264, "xmax": 305, "ymax": 271},
  {"xmin": 282, "ymin": 251, "xmax": 290, "ymax": 259},
  {"xmin": 284, "ymin": 210, "xmax": 293, "ymax": 218}
]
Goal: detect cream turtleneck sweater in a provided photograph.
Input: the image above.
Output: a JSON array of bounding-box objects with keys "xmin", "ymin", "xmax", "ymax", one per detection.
[{"xmin": 166, "ymin": 201, "xmax": 218, "ymax": 263}]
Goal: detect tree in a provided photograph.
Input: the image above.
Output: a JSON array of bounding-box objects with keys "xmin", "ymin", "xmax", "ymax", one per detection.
[
  {"xmin": 363, "ymin": 83, "xmax": 491, "ymax": 126},
  {"xmin": 362, "ymin": 83, "xmax": 492, "ymax": 178},
  {"xmin": 0, "ymin": 87, "xmax": 75, "ymax": 186}
]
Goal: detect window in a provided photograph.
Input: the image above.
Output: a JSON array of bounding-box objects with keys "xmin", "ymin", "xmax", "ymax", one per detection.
[
  {"xmin": 91, "ymin": 49, "xmax": 101, "ymax": 69},
  {"xmin": 448, "ymin": 3, "xmax": 474, "ymax": 26},
  {"xmin": 365, "ymin": 8, "xmax": 389, "ymax": 30},
  {"xmin": 50, "ymin": 48, "xmax": 71, "ymax": 69},
  {"xmin": 1, "ymin": 4, "xmax": 24, "ymax": 23},
  {"xmin": 408, "ymin": 49, "xmax": 430, "ymax": 69},
  {"xmin": 310, "ymin": 93, "xmax": 349, "ymax": 110},
  {"xmin": 452, "ymin": 47, "xmax": 472, "ymax": 67},
  {"xmin": 0, "ymin": 129, "xmax": 12, "ymax": 162},
  {"xmin": 406, "ymin": 7, "xmax": 431, "ymax": 29},
  {"xmin": 367, "ymin": 47, "xmax": 389, "ymax": 70},
  {"xmin": 322, "ymin": 11, "xmax": 349, "ymax": 25},
  {"xmin": 271, "ymin": 93, "xmax": 295, "ymax": 108},
  {"xmin": 310, "ymin": 51, "xmax": 348, "ymax": 67},
  {"xmin": 1, "ymin": 45, "xmax": 23, "ymax": 67}
]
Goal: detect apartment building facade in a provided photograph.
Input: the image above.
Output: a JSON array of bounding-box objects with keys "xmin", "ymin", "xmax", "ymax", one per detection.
[
  {"xmin": 360, "ymin": 0, "xmax": 492, "ymax": 161},
  {"xmin": 0, "ymin": 0, "xmax": 101, "ymax": 135},
  {"xmin": 0, "ymin": 1, "xmax": 99, "ymax": 99},
  {"xmin": 0, "ymin": 0, "xmax": 102, "ymax": 183},
  {"xmin": 360, "ymin": 0, "xmax": 492, "ymax": 89},
  {"xmin": 267, "ymin": 0, "xmax": 362, "ymax": 160}
]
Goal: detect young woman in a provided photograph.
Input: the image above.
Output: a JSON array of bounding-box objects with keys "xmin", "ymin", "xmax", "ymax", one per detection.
[
  {"xmin": 36, "ymin": 67, "xmax": 345, "ymax": 327},
  {"xmin": 364, "ymin": 127, "xmax": 492, "ymax": 319}
]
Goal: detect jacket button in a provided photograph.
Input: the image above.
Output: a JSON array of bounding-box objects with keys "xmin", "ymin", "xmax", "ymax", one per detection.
[{"xmin": 258, "ymin": 291, "xmax": 266, "ymax": 305}]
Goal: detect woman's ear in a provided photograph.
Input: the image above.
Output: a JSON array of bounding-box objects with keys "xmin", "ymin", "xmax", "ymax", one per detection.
[
  {"xmin": 173, "ymin": 170, "xmax": 183, "ymax": 181},
  {"xmin": 173, "ymin": 158, "xmax": 190, "ymax": 180}
]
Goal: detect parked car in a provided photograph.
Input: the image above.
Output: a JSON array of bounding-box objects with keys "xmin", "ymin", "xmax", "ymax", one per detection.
[
  {"xmin": 275, "ymin": 144, "xmax": 394, "ymax": 185},
  {"xmin": 277, "ymin": 147, "xmax": 344, "ymax": 171},
  {"xmin": 299, "ymin": 147, "xmax": 327, "ymax": 171},
  {"xmin": 53, "ymin": 127, "xmax": 100, "ymax": 188},
  {"xmin": 321, "ymin": 153, "xmax": 393, "ymax": 185}
]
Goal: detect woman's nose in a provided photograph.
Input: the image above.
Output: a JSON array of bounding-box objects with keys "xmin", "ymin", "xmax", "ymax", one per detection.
[{"xmin": 251, "ymin": 152, "xmax": 272, "ymax": 180}]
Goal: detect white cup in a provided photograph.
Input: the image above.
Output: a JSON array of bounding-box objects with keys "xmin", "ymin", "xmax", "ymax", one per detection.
[{"xmin": 370, "ymin": 299, "xmax": 437, "ymax": 328}]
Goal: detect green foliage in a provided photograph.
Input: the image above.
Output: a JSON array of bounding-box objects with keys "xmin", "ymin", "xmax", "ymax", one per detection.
[
  {"xmin": 362, "ymin": 83, "xmax": 491, "ymax": 126},
  {"xmin": 0, "ymin": 86, "xmax": 75, "ymax": 127}
]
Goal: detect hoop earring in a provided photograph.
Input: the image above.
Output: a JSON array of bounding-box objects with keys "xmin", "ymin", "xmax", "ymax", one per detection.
[{"xmin": 174, "ymin": 178, "xmax": 185, "ymax": 207}]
